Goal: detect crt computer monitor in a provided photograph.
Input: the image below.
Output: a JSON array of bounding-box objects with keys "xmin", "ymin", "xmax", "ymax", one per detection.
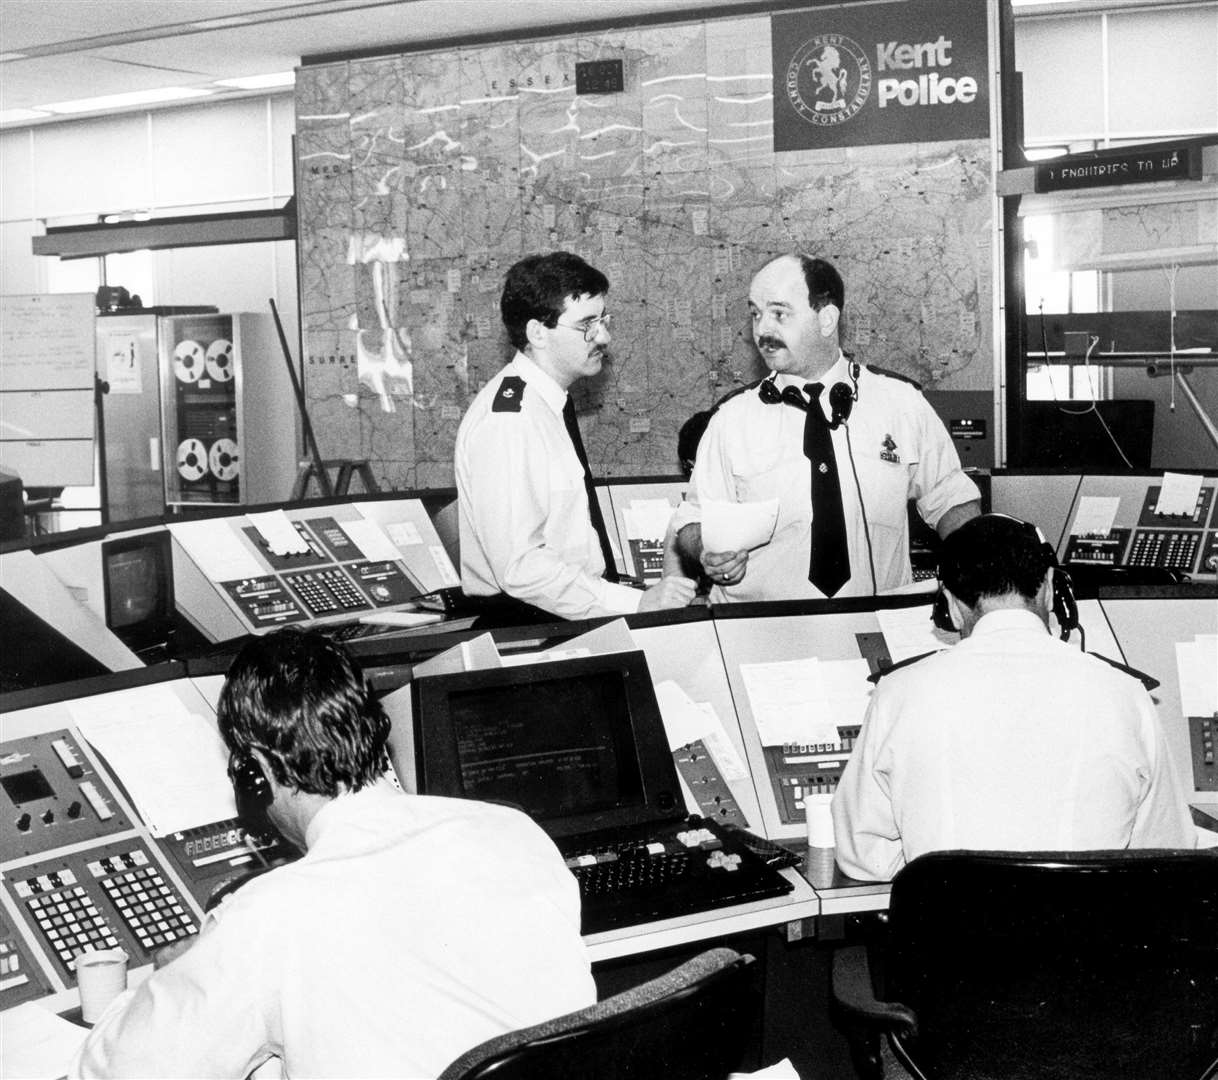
[
  {"xmin": 410, "ymin": 651, "xmax": 684, "ymax": 840},
  {"xmin": 101, "ymin": 530, "xmax": 176, "ymax": 657}
]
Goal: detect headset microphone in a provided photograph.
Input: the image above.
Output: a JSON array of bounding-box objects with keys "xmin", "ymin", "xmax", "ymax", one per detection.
[{"xmin": 828, "ymin": 382, "xmax": 854, "ymax": 428}]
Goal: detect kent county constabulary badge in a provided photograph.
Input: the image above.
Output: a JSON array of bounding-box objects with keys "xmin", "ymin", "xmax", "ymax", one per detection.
[
  {"xmin": 880, "ymin": 434, "xmax": 901, "ymax": 464},
  {"xmin": 786, "ymin": 34, "xmax": 872, "ymax": 127}
]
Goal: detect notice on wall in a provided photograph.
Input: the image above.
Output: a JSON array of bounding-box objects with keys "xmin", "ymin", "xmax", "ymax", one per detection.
[
  {"xmin": 771, "ymin": 0, "xmax": 990, "ymax": 151},
  {"xmin": 0, "ymin": 294, "xmax": 95, "ymax": 391},
  {"xmin": 0, "ymin": 293, "xmax": 96, "ymax": 485}
]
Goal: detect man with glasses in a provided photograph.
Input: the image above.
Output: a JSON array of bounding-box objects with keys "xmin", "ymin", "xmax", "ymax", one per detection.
[{"xmin": 455, "ymin": 251, "xmax": 696, "ymax": 619}]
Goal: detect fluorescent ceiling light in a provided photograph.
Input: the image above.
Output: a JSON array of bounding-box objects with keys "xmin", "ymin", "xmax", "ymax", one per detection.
[
  {"xmin": 214, "ymin": 71, "xmax": 296, "ymax": 90},
  {"xmin": 0, "ymin": 108, "xmax": 51, "ymax": 124},
  {"xmin": 43, "ymin": 86, "xmax": 213, "ymax": 114},
  {"xmin": 0, "ymin": 52, "xmax": 29, "ymax": 62}
]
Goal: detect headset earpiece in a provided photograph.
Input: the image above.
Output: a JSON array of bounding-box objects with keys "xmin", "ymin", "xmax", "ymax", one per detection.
[
  {"xmin": 817, "ymin": 303, "xmax": 840, "ymax": 338},
  {"xmin": 931, "ymin": 587, "xmax": 956, "ymax": 633},
  {"xmin": 228, "ymin": 750, "xmax": 274, "ymax": 830},
  {"xmin": 828, "ymin": 382, "xmax": 854, "ymax": 428}
]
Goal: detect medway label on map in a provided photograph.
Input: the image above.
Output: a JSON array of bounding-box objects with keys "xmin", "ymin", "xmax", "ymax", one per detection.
[{"xmin": 772, "ymin": 0, "xmax": 989, "ymax": 151}]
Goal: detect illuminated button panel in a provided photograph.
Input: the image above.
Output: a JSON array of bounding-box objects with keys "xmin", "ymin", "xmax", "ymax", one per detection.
[
  {"xmin": 5, "ymin": 839, "xmax": 199, "ymax": 981},
  {"xmin": 763, "ymin": 727, "xmax": 861, "ymax": 825},
  {"xmin": 1192, "ymin": 717, "xmax": 1217, "ymax": 792},
  {"xmin": 0, "ymin": 911, "xmax": 51, "ymax": 1008},
  {"xmin": 1, "ymin": 730, "xmax": 132, "ymax": 859},
  {"xmin": 222, "ymin": 576, "xmax": 307, "ymax": 626},
  {"xmin": 1127, "ymin": 529, "xmax": 1201, "ymax": 572},
  {"xmin": 281, "ymin": 567, "xmax": 371, "ymax": 616}
]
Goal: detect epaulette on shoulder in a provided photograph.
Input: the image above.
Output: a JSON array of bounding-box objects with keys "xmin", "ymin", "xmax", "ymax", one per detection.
[
  {"xmin": 713, "ymin": 376, "xmax": 767, "ymax": 412},
  {"xmin": 866, "ymin": 649, "xmax": 937, "ymax": 684},
  {"xmin": 491, "ymin": 375, "xmax": 526, "ymax": 412},
  {"xmin": 866, "ymin": 365, "xmax": 922, "ymax": 391}
]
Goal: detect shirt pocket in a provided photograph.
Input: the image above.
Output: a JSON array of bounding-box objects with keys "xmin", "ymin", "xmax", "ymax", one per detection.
[
  {"xmin": 853, "ymin": 455, "xmax": 911, "ymax": 532},
  {"xmin": 734, "ymin": 451, "xmax": 808, "ymax": 532}
]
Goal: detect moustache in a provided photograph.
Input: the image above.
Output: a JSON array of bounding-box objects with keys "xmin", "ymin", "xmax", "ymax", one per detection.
[{"xmin": 757, "ymin": 335, "xmax": 785, "ymax": 351}]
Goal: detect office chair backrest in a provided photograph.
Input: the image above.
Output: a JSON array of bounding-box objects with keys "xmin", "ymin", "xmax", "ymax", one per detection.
[
  {"xmin": 883, "ymin": 849, "xmax": 1218, "ymax": 1080},
  {"xmin": 437, "ymin": 947, "xmax": 759, "ymax": 1080}
]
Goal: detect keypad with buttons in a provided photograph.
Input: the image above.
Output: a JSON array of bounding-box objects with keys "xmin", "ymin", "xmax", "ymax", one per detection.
[
  {"xmin": 6, "ymin": 841, "xmax": 200, "ymax": 980},
  {"xmin": 282, "ymin": 568, "xmax": 371, "ymax": 616},
  {"xmin": 15, "ymin": 871, "xmax": 118, "ymax": 972},
  {"xmin": 92, "ymin": 850, "xmax": 197, "ymax": 952}
]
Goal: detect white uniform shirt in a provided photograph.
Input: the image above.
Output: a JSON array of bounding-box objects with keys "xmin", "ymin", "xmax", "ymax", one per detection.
[
  {"xmin": 455, "ymin": 353, "xmax": 642, "ymax": 619},
  {"xmin": 672, "ymin": 355, "xmax": 979, "ymax": 602},
  {"xmin": 832, "ymin": 609, "xmax": 1197, "ymax": 882},
  {"xmin": 72, "ymin": 782, "xmax": 595, "ymax": 1079}
]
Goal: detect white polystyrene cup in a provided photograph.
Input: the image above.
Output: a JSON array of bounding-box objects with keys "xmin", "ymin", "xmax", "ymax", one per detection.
[
  {"xmin": 75, "ymin": 947, "xmax": 128, "ymax": 1023},
  {"xmin": 805, "ymin": 793, "xmax": 836, "ymax": 848}
]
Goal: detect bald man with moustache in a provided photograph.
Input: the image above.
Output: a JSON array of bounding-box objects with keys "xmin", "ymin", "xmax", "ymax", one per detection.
[{"xmin": 673, "ymin": 254, "xmax": 980, "ymax": 602}]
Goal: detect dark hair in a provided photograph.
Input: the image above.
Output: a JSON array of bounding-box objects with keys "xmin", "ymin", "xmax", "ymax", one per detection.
[
  {"xmin": 216, "ymin": 628, "xmax": 390, "ymax": 797},
  {"xmin": 500, "ymin": 251, "xmax": 609, "ymax": 351},
  {"xmin": 796, "ymin": 255, "xmax": 845, "ymax": 313},
  {"xmin": 677, "ymin": 410, "xmax": 714, "ymax": 478},
  {"xmin": 938, "ymin": 514, "xmax": 1054, "ymax": 608}
]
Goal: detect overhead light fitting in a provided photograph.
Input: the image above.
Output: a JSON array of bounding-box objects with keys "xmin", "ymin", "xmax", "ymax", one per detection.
[
  {"xmin": 214, "ymin": 71, "xmax": 296, "ymax": 90},
  {"xmin": 43, "ymin": 86, "xmax": 213, "ymax": 115}
]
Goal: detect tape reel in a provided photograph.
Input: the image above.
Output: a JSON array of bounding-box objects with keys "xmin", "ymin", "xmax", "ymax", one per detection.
[
  {"xmin": 173, "ymin": 340, "xmax": 205, "ymax": 383},
  {"xmin": 205, "ymin": 339, "xmax": 234, "ymax": 382},
  {"xmin": 176, "ymin": 438, "xmax": 209, "ymax": 482},
  {"xmin": 209, "ymin": 438, "xmax": 240, "ymax": 482}
]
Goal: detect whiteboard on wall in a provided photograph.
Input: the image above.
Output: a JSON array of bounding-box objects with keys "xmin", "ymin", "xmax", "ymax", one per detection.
[{"xmin": 0, "ymin": 293, "xmax": 96, "ymax": 486}]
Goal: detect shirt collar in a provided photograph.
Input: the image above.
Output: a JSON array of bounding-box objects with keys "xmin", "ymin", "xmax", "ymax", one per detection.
[
  {"xmin": 304, "ymin": 777, "xmax": 399, "ymax": 850},
  {"xmin": 970, "ymin": 608, "xmax": 1051, "ymax": 638},
  {"xmin": 772, "ymin": 349, "xmax": 848, "ymax": 390},
  {"xmin": 512, "ymin": 351, "xmax": 567, "ymax": 416}
]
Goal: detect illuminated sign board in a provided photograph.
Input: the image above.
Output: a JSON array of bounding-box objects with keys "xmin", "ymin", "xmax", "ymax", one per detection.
[{"xmin": 772, "ymin": 0, "xmax": 990, "ymax": 151}]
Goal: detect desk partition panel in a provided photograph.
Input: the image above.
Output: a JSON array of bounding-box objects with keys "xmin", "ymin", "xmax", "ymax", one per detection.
[
  {"xmin": 713, "ymin": 606, "xmax": 910, "ymax": 842},
  {"xmin": 1099, "ymin": 592, "xmax": 1218, "ymax": 805},
  {"xmin": 631, "ymin": 619, "xmax": 763, "ymax": 830},
  {"xmin": 604, "ymin": 481, "xmax": 688, "ymax": 583},
  {"xmin": 1058, "ymin": 474, "xmax": 1218, "ymax": 582}
]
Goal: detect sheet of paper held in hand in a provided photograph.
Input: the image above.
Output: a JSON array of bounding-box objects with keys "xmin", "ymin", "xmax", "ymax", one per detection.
[
  {"xmin": 701, "ymin": 497, "xmax": 779, "ymax": 553},
  {"xmin": 69, "ymin": 684, "xmax": 237, "ymax": 836}
]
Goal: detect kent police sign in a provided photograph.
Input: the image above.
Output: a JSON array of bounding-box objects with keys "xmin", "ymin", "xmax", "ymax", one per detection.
[{"xmin": 772, "ymin": 0, "xmax": 990, "ymax": 151}]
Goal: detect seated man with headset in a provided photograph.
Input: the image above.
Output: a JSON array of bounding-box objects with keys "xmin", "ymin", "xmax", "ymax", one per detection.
[
  {"xmin": 72, "ymin": 628, "xmax": 595, "ymax": 1079},
  {"xmin": 832, "ymin": 514, "xmax": 1196, "ymax": 883},
  {"xmin": 672, "ymin": 254, "xmax": 980, "ymax": 602}
]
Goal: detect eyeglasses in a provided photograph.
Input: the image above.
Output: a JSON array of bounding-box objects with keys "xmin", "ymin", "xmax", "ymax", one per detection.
[{"xmin": 555, "ymin": 313, "xmax": 612, "ymax": 341}]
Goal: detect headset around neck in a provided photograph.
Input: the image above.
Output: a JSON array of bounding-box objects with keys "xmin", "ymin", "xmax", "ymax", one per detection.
[{"xmin": 758, "ymin": 358, "xmax": 860, "ymax": 429}]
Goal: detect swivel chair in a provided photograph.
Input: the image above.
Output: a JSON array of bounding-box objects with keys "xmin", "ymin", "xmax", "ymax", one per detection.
[
  {"xmin": 437, "ymin": 946, "xmax": 759, "ymax": 1080},
  {"xmin": 832, "ymin": 849, "xmax": 1218, "ymax": 1080}
]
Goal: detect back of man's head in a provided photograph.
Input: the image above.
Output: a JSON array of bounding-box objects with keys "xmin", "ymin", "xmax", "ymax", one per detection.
[
  {"xmin": 500, "ymin": 251, "xmax": 609, "ymax": 351},
  {"xmin": 217, "ymin": 628, "xmax": 389, "ymax": 797},
  {"xmin": 938, "ymin": 514, "xmax": 1054, "ymax": 608}
]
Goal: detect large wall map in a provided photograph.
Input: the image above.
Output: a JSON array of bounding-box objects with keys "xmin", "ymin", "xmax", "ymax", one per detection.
[{"xmin": 295, "ymin": 15, "xmax": 993, "ymax": 490}]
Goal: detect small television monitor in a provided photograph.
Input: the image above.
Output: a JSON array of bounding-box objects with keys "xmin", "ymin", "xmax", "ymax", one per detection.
[
  {"xmin": 101, "ymin": 530, "xmax": 176, "ymax": 659},
  {"xmin": 410, "ymin": 651, "xmax": 683, "ymax": 839}
]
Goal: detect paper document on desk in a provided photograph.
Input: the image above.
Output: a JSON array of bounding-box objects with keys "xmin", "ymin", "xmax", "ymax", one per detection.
[
  {"xmin": 1156, "ymin": 472, "xmax": 1203, "ymax": 517},
  {"xmin": 740, "ymin": 658, "xmax": 841, "ymax": 747},
  {"xmin": 701, "ymin": 497, "xmax": 779, "ymax": 553},
  {"xmin": 655, "ymin": 681, "xmax": 749, "ymax": 782},
  {"xmin": 70, "ymin": 684, "xmax": 236, "ymax": 836},
  {"xmin": 876, "ymin": 605, "xmax": 954, "ymax": 663},
  {"xmin": 1070, "ymin": 496, "xmax": 1120, "ymax": 536},
  {"xmin": 247, "ymin": 509, "xmax": 310, "ymax": 556},
  {"xmin": 1176, "ymin": 634, "xmax": 1218, "ymax": 716},
  {"xmin": 0, "ymin": 1001, "xmax": 91, "ymax": 1080},
  {"xmin": 168, "ymin": 518, "xmax": 265, "ymax": 582},
  {"xmin": 412, "ymin": 632, "xmax": 502, "ymax": 677},
  {"xmin": 623, "ymin": 499, "xmax": 676, "ymax": 541}
]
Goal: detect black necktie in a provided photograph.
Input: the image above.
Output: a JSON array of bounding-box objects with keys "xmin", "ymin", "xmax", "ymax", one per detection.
[
  {"xmin": 562, "ymin": 397, "xmax": 620, "ymax": 583},
  {"xmin": 802, "ymin": 384, "xmax": 850, "ymax": 596}
]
